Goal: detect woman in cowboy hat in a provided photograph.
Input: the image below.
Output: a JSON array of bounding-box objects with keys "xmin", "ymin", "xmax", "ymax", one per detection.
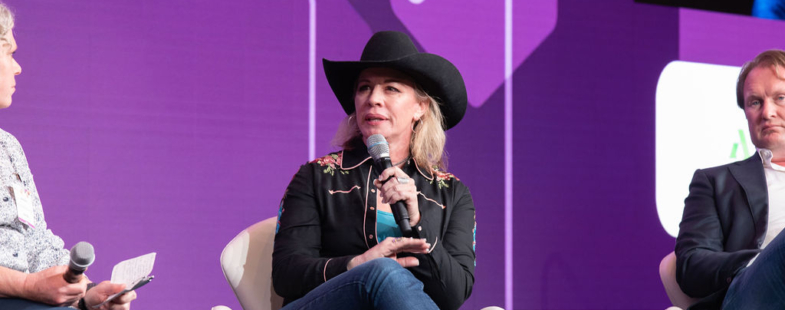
[{"xmin": 272, "ymin": 31, "xmax": 475, "ymax": 310}]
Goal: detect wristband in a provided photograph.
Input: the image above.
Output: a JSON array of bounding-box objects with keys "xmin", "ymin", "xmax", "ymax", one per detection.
[
  {"xmin": 77, "ymin": 284, "xmax": 96, "ymax": 310},
  {"xmin": 77, "ymin": 297, "xmax": 88, "ymax": 310}
]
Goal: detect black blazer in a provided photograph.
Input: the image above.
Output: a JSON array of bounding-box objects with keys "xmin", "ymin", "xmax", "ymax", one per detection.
[{"xmin": 676, "ymin": 153, "xmax": 768, "ymax": 310}]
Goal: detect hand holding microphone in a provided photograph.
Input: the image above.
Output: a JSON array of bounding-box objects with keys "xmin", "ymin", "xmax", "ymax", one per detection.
[
  {"xmin": 59, "ymin": 242, "xmax": 138, "ymax": 310},
  {"xmin": 367, "ymin": 134, "xmax": 417, "ymax": 237},
  {"xmin": 19, "ymin": 242, "xmax": 93, "ymax": 306},
  {"xmin": 64, "ymin": 241, "xmax": 95, "ymax": 284},
  {"xmin": 345, "ymin": 134, "xmax": 425, "ymax": 271}
]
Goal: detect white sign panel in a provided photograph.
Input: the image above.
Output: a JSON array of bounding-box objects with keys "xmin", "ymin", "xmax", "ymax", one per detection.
[{"xmin": 655, "ymin": 61, "xmax": 755, "ymax": 237}]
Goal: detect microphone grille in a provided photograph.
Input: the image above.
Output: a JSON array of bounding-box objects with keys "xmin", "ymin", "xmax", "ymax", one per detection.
[
  {"xmin": 70, "ymin": 241, "xmax": 95, "ymax": 268},
  {"xmin": 366, "ymin": 134, "xmax": 389, "ymax": 160}
]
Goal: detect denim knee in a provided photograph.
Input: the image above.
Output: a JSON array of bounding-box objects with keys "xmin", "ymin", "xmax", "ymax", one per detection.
[
  {"xmin": 354, "ymin": 258, "xmax": 422, "ymax": 292},
  {"xmin": 362, "ymin": 258, "xmax": 403, "ymax": 273},
  {"xmin": 355, "ymin": 258, "xmax": 404, "ymax": 281}
]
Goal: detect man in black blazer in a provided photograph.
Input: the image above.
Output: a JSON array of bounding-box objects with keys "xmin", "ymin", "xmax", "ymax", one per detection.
[{"xmin": 676, "ymin": 49, "xmax": 785, "ymax": 310}]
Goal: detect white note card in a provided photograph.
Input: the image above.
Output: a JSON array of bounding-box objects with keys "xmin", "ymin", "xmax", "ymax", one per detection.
[
  {"xmin": 110, "ymin": 252, "xmax": 156, "ymax": 287},
  {"xmin": 93, "ymin": 252, "xmax": 156, "ymax": 308}
]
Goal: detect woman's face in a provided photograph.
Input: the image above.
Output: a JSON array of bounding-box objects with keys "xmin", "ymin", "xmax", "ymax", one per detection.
[
  {"xmin": 354, "ymin": 67, "xmax": 427, "ymax": 146},
  {"xmin": 0, "ymin": 30, "xmax": 20, "ymax": 109}
]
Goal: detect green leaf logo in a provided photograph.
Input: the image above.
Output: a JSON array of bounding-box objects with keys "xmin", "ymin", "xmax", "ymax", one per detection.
[{"xmin": 730, "ymin": 129, "xmax": 750, "ymax": 159}]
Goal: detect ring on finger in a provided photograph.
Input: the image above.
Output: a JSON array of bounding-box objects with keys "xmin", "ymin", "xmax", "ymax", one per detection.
[{"xmin": 397, "ymin": 177, "xmax": 410, "ymax": 184}]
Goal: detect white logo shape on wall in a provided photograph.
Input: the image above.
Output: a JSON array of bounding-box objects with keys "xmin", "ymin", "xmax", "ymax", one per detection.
[{"xmin": 655, "ymin": 61, "xmax": 754, "ymax": 237}]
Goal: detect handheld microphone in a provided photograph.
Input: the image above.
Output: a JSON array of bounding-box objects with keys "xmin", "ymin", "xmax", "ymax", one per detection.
[
  {"xmin": 63, "ymin": 242, "xmax": 95, "ymax": 284},
  {"xmin": 367, "ymin": 134, "xmax": 413, "ymax": 237}
]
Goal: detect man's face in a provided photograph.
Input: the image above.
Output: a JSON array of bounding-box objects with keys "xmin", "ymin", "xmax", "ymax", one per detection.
[
  {"xmin": 0, "ymin": 30, "xmax": 20, "ymax": 109},
  {"xmin": 743, "ymin": 65, "xmax": 785, "ymax": 154}
]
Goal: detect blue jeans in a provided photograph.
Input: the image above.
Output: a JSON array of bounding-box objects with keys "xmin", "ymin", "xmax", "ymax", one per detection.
[
  {"xmin": 0, "ymin": 298, "xmax": 72, "ymax": 309},
  {"xmin": 281, "ymin": 257, "xmax": 438, "ymax": 310},
  {"xmin": 723, "ymin": 227, "xmax": 785, "ymax": 309}
]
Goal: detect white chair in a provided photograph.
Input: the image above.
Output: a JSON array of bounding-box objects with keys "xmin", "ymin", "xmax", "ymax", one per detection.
[
  {"xmin": 217, "ymin": 216, "xmax": 284, "ymax": 310},
  {"xmin": 659, "ymin": 251, "xmax": 699, "ymax": 310}
]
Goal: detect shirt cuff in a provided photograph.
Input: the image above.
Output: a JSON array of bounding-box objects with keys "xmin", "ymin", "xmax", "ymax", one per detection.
[
  {"xmin": 747, "ymin": 253, "xmax": 760, "ymax": 267},
  {"xmin": 323, "ymin": 255, "xmax": 354, "ymax": 282}
]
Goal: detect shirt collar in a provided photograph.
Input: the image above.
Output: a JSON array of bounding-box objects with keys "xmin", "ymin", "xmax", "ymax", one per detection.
[
  {"xmin": 339, "ymin": 139, "xmax": 434, "ymax": 180},
  {"xmin": 340, "ymin": 142, "xmax": 373, "ymax": 170},
  {"xmin": 758, "ymin": 148, "xmax": 785, "ymax": 171}
]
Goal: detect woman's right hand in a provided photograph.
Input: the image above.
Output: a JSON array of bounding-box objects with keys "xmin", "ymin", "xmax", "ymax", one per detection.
[
  {"xmin": 22, "ymin": 265, "xmax": 87, "ymax": 306},
  {"xmin": 347, "ymin": 237, "xmax": 431, "ymax": 270}
]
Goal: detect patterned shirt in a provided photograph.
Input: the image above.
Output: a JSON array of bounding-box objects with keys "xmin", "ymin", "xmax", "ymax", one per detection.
[{"xmin": 0, "ymin": 128, "xmax": 68, "ymax": 273}]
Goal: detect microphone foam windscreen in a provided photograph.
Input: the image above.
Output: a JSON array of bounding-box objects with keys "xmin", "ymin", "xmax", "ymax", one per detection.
[
  {"xmin": 70, "ymin": 241, "xmax": 95, "ymax": 269},
  {"xmin": 366, "ymin": 134, "xmax": 390, "ymax": 161}
]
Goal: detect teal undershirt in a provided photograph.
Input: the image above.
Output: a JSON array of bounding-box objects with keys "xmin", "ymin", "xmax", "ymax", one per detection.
[{"xmin": 376, "ymin": 210, "xmax": 403, "ymax": 243}]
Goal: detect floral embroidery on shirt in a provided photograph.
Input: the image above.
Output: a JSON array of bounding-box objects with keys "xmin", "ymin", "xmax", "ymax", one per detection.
[
  {"xmin": 430, "ymin": 167, "xmax": 458, "ymax": 189},
  {"xmin": 311, "ymin": 153, "xmax": 349, "ymax": 176}
]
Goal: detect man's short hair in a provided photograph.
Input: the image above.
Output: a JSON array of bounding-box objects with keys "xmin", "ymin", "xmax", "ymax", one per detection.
[{"xmin": 737, "ymin": 49, "xmax": 785, "ymax": 109}]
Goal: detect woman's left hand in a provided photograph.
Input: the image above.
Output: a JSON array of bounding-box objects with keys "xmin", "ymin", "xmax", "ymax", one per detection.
[
  {"xmin": 373, "ymin": 167, "xmax": 420, "ymax": 227},
  {"xmin": 346, "ymin": 237, "xmax": 430, "ymax": 270}
]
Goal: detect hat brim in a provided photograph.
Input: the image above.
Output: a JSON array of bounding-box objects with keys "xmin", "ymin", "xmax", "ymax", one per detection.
[{"xmin": 323, "ymin": 53, "xmax": 467, "ymax": 130}]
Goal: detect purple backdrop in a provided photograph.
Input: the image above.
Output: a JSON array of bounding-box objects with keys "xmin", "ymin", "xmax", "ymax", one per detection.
[{"xmin": 0, "ymin": 0, "xmax": 778, "ymax": 309}]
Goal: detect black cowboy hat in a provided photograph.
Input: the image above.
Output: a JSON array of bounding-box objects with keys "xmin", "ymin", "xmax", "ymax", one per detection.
[{"xmin": 323, "ymin": 31, "xmax": 467, "ymax": 130}]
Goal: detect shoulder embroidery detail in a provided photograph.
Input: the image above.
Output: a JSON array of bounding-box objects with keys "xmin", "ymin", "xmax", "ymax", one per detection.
[
  {"xmin": 310, "ymin": 153, "xmax": 349, "ymax": 176},
  {"xmin": 430, "ymin": 166, "xmax": 458, "ymax": 189}
]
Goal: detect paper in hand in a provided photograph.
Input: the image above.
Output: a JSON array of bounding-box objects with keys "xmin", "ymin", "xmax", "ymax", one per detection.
[
  {"xmin": 93, "ymin": 252, "xmax": 156, "ymax": 308},
  {"xmin": 110, "ymin": 252, "xmax": 155, "ymax": 285}
]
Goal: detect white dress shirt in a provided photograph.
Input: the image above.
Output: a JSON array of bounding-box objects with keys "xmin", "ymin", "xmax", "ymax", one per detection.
[{"xmin": 759, "ymin": 148, "xmax": 785, "ymax": 250}]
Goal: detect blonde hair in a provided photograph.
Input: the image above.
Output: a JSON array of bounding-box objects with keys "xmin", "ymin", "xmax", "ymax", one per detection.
[
  {"xmin": 737, "ymin": 49, "xmax": 785, "ymax": 108},
  {"xmin": 332, "ymin": 85, "xmax": 448, "ymax": 174}
]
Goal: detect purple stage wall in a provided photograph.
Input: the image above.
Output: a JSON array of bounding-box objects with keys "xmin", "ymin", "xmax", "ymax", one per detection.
[{"xmin": 0, "ymin": 0, "xmax": 779, "ymax": 309}]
